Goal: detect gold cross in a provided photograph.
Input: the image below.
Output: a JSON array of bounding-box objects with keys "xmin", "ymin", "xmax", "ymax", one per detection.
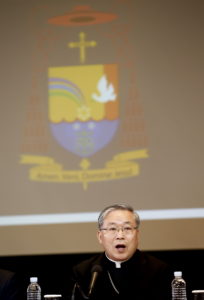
[{"xmin": 68, "ymin": 32, "xmax": 97, "ymax": 64}]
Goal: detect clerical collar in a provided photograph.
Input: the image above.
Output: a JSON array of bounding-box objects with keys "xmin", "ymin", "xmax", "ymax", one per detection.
[{"xmin": 105, "ymin": 253, "xmax": 128, "ymax": 268}]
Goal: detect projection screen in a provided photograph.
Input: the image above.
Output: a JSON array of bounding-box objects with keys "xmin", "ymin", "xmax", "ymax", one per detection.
[{"xmin": 1, "ymin": 0, "xmax": 203, "ymax": 256}]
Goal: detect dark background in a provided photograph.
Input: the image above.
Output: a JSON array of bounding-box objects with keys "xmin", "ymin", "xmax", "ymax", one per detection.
[{"xmin": 0, "ymin": 249, "xmax": 203, "ymax": 299}]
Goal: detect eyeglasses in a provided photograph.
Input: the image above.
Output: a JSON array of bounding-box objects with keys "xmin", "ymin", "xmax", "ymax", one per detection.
[{"xmin": 100, "ymin": 226, "xmax": 137, "ymax": 236}]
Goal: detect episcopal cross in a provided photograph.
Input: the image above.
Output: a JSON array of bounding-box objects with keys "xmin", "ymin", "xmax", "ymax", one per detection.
[{"xmin": 68, "ymin": 32, "xmax": 97, "ymax": 63}]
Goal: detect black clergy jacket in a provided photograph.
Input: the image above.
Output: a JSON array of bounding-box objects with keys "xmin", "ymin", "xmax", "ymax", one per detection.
[{"xmin": 69, "ymin": 249, "xmax": 173, "ymax": 300}]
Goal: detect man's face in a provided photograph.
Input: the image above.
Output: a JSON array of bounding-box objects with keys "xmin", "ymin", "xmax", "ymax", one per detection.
[{"xmin": 97, "ymin": 209, "xmax": 139, "ymax": 261}]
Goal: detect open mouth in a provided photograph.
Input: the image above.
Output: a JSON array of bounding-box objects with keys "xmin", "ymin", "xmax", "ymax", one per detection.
[{"xmin": 115, "ymin": 244, "xmax": 126, "ymax": 249}]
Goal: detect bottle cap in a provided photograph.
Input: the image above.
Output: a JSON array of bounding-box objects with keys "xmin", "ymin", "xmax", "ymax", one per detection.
[
  {"xmin": 30, "ymin": 277, "xmax": 38, "ymax": 283},
  {"xmin": 174, "ymin": 271, "xmax": 182, "ymax": 277}
]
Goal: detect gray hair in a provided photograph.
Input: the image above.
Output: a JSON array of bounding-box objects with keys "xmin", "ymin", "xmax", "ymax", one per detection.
[{"xmin": 98, "ymin": 204, "xmax": 140, "ymax": 230}]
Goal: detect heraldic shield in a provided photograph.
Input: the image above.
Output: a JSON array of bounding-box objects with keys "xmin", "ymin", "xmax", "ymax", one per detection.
[{"xmin": 48, "ymin": 64, "xmax": 119, "ymax": 157}]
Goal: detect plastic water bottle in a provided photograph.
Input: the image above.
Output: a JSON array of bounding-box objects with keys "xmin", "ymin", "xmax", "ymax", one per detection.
[
  {"xmin": 171, "ymin": 271, "xmax": 187, "ymax": 300},
  {"xmin": 27, "ymin": 277, "xmax": 41, "ymax": 300}
]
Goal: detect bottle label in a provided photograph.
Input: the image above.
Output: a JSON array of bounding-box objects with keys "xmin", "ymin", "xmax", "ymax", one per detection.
[
  {"xmin": 27, "ymin": 292, "xmax": 41, "ymax": 300},
  {"xmin": 172, "ymin": 287, "xmax": 187, "ymax": 300}
]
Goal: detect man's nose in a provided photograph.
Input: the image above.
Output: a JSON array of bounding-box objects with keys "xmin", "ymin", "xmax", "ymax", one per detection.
[{"xmin": 116, "ymin": 228, "xmax": 125, "ymax": 237}]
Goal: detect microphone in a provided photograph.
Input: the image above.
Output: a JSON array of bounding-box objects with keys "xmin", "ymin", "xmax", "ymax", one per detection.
[{"xmin": 88, "ymin": 264, "xmax": 103, "ymax": 298}]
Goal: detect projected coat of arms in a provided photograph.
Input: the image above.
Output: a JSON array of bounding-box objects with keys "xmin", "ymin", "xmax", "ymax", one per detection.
[
  {"xmin": 49, "ymin": 64, "xmax": 119, "ymax": 157},
  {"xmin": 20, "ymin": 4, "xmax": 148, "ymax": 189}
]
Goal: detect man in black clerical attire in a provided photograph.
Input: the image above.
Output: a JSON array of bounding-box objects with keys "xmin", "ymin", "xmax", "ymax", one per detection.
[
  {"xmin": 69, "ymin": 204, "xmax": 173, "ymax": 300},
  {"xmin": 0, "ymin": 268, "xmax": 25, "ymax": 300}
]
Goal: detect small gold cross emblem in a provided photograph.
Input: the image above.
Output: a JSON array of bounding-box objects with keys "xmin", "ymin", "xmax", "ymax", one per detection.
[{"xmin": 68, "ymin": 32, "xmax": 97, "ymax": 63}]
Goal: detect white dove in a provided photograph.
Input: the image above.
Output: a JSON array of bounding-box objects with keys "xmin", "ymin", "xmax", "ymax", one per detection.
[{"xmin": 92, "ymin": 75, "xmax": 117, "ymax": 103}]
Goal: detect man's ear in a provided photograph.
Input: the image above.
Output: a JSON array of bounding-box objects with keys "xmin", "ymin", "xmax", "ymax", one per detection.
[
  {"xmin": 136, "ymin": 229, "xmax": 140, "ymax": 246},
  {"xmin": 97, "ymin": 230, "xmax": 102, "ymax": 244}
]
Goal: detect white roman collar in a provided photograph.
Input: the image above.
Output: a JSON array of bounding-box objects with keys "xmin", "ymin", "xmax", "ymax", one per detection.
[{"xmin": 105, "ymin": 253, "xmax": 127, "ymax": 268}]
